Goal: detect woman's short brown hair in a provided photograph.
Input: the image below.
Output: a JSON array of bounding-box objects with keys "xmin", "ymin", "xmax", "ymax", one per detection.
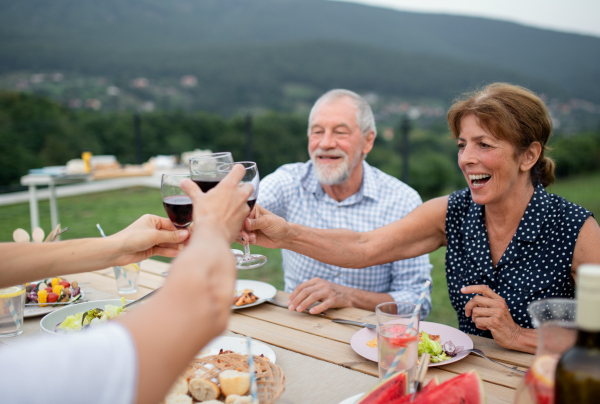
[{"xmin": 447, "ymin": 82, "xmax": 555, "ymax": 187}]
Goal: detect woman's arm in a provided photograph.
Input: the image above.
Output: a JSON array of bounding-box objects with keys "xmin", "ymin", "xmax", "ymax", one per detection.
[
  {"xmin": 246, "ymin": 195, "xmax": 449, "ymax": 268},
  {"xmin": 571, "ymin": 217, "xmax": 600, "ymax": 280},
  {"xmin": 0, "ymin": 215, "xmax": 189, "ymax": 289}
]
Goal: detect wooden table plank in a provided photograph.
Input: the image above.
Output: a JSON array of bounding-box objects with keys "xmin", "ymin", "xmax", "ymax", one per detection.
[
  {"xmin": 139, "ymin": 259, "xmax": 170, "ymax": 276},
  {"xmin": 237, "ymin": 303, "xmax": 356, "ymax": 343}
]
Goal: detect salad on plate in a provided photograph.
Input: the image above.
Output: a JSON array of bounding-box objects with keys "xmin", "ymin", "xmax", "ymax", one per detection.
[
  {"xmin": 418, "ymin": 331, "xmax": 464, "ymax": 363},
  {"xmin": 56, "ymin": 298, "xmax": 126, "ymax": 333}
]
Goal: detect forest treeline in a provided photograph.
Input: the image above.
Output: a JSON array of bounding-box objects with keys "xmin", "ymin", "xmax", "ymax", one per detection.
[{"xmin": 1, "ymin": 92, "xmax": 599, "ymax": 199}]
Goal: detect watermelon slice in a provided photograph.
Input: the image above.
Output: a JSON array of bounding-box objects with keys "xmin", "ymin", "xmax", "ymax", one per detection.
[
  {"xmin": 386, "ymin": 376, "xmax": 440, "ymax": 404},
  {"xmin": 412, "ymin": 371, "xmax": 485, "ymax": 404},
  {"xmin": 357, "ymin": 371, "xmax": 409, "ymax": 404}
]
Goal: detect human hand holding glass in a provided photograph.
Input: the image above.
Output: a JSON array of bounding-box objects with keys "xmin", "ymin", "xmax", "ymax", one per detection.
[{"xmin": 230, "ymin": 161, "xmax": 267, "ymax": 269}]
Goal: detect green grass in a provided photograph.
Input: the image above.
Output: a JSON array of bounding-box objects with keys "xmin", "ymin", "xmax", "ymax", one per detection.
[{"xmin": 1, "ymin": 171, "xmax": 598, "ymax": 327}]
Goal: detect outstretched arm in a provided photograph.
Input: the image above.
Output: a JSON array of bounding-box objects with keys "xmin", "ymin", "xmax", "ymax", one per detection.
[
  {"xmin": 245, "ymin": 195, "xmax": 449, "ymax": 268},
  {"xmin": 0, "ymin": 215, "xmax": 189, "ymax": 288}
]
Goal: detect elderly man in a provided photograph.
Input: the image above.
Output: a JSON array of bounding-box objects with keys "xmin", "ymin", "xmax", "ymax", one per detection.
[{"xmin": 256, "ymin": 89, "xmax": 432, "ymax": 316}]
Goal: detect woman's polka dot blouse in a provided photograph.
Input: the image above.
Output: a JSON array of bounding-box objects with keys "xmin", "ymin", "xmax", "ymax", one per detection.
[{"xmin": 444, "ymin": 182, "xmax": 593, "ymax": 338}]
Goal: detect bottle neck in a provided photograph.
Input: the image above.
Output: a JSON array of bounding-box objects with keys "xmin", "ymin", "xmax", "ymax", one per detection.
[{"xmin": 575, "ymin": 329, "xmax": 600, "ymax": 350}]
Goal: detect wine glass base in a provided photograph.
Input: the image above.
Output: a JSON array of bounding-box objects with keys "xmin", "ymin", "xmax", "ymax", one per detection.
[{"xmin": 236, "ymin": 254, "xmax": 268, "ymax": 270}]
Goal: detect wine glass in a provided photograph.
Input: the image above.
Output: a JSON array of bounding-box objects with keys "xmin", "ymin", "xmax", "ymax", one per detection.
[
  {"xmin": 233, "ymin": 161, "xmax": 267, "ymax": 270},
  {"xmin": 189, "ymin": 152, "xmax": 234, "ymax": 192},
  {"xmin": 161, "ymin": 174, "xmax": 193, "ymax": 230}
]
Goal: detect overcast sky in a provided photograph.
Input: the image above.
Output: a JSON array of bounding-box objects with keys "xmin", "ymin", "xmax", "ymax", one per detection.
[{"xmin": 333, "ymin": 0, "xmax": 600, "ymax": 38}]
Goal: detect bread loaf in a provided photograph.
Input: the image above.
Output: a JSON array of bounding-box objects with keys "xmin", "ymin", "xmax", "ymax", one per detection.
[
  {"xmin": 225, "ymin": 394, "xmax": 253, "ymax": 404},
  {"xmin": 164, "ymin": 394, "xmax": 192, "ymax": 404},
  {"xmin": 188, "ymin": 378, "xmax": 220, "ymax": 401},
  {"xmin": 218, "ymin": 370, "xmax": 251, "ymax": 397}
]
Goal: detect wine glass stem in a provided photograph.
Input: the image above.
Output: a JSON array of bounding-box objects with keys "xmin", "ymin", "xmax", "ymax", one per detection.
[{"xmin": 244, "ymin": 240, "xmax": 252, "ymax": 259}]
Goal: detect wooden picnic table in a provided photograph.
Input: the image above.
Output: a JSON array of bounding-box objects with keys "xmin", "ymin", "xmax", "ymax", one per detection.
[{"xmin": 11, "ymin": 258, "xmax": 533, "ymax": 403}]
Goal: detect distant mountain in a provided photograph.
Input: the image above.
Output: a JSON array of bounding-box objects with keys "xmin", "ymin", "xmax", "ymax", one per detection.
[{"xmin": 0, "ymin": 0, "xmax": 598, "ymax": 111}]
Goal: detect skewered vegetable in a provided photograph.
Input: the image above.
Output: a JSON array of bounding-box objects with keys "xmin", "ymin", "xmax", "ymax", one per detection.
[
  {"xmin": 52, "ymin": 284, "xmax": 64, "ymax": 296},
  {"xmin": 27, "ymin": 292, "xmax": 38, "ymax": 303},
  {"xmin": 38, "ymin": 290, "xmax": 49, "ymax": 306}
]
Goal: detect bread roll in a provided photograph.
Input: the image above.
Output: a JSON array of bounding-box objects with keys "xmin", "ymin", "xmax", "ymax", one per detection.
[
  {"xmin": 219, "ymin": 370, "xmax": 250, "ymax": 397},
  {"xmin": 164, "ymin": 394, "xmax": 192, "ymax": 404},
  {"xmin": 188, "ymin": 378, "xmax": 220, "ymax": 401},
  {"xmin": 225, "ymin": 394, "xmax": 253, "ymax": 404},
  {"xmin": 168, "ymin": 378, "xmax": 189, "ymax": 396}
]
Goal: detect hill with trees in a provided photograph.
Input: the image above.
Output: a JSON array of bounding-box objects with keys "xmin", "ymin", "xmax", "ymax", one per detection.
[{"xmin": 1, "ymin": 0, "xmax": 599, "ymax": 114}]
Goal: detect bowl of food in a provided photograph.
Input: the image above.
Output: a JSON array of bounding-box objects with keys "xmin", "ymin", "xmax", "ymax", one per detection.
[{"xmin": 39, "ymin": 299, "xmax": 130, "ymax": 336}]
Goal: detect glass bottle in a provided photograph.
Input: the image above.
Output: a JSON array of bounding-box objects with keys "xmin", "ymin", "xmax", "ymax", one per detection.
[{"xmin": 555, "ymin": 264, "xmax": 600, "ymax": 404}]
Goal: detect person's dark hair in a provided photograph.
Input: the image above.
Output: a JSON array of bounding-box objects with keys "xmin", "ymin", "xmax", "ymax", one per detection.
[{"xmin": 447, "ymin": 83, "xmax": 555, "ymax": 187}]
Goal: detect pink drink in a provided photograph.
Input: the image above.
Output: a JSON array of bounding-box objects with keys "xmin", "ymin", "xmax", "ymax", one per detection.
[{"xmin": 378, "ymin": 324, "xmax": 419, "ymax": 380}]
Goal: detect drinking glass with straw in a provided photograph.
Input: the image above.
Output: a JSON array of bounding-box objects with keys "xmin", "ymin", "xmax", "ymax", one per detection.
[
  {"xmin": 0, "ymin": 286, "xmax": 25, "ymax": 337},
  {"xmin": 383, "ymin": 281, "xmax": 431, "ymax": 381}
]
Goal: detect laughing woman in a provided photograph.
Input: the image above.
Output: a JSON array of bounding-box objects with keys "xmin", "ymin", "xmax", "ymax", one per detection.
[{"xmin": 244, "ymin": 83, "xmax": 600, "ymax": 353}]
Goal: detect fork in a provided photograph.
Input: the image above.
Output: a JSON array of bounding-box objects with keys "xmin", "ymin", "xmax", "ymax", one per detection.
[{"xmin": 463, "ymin": 348, "xmax": 525, "ymax": 374}]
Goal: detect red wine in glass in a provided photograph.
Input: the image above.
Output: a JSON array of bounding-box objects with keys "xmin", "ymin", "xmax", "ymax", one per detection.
[
  {"xmin": 192, "ymin": 179, "xmax": 221, "ymax": 193},
  {"xmin": 247, "ymin": 196, "xmax": 257, "ymax": 211},
  {"xmin": 163, "ymin": 195, "xmax": 193, "ymax": 229}
]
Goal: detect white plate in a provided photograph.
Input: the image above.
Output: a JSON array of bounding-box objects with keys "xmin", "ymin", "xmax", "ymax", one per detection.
[
  {"xmin": 233, "ymin": 280, "xmax": 277, "ymax": 310},
  {"xmin": 24, "ymin": 280, "xmax": 85, "ymax": 318},
  {"xmin": 338, "ymin": 393, "xmax": 363, "ymax": 404},
  {"xmin": 196, "ymin": 336, "xmax": 276, "ymax": 363},
  {"xmin": 350, "ymin": 321, "xmax": 474, "ymax": 367},
  {"xmin": 40, "ymin": 299, "xmax": 131, "ymax": 336}
]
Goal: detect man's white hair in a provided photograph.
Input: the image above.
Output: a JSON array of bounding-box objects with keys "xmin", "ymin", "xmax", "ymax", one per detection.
[{"xmin": 308, "ymin": 89, "xmax": 377, "ymax": 138}]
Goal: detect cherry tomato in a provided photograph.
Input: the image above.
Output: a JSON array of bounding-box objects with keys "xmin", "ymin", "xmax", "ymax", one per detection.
[
  {"xmin": 47, "ymin": 292, "xmax": 59, "ymax": 303},
  {"xmin": 59, "ymin": 281, "xmax": 70, "ymax": 288},
  {"xmin": 45, "ymin": 287, "xmax": 53, "ymax": 293}
]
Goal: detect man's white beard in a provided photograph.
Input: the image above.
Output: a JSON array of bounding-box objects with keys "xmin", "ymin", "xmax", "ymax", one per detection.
[{"xmin": 311, "ymin": 149, "xmax": 361, "ymax": 186}]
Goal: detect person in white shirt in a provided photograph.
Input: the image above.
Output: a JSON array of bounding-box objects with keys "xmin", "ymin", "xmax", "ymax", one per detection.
[{"xmin": 0, "ymin": 164, "xmax": 252, "ymax": 404}]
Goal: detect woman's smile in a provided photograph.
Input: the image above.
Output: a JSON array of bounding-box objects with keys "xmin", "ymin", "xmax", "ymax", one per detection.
[{"xmin": 468, "ymin": 174, "xmax": 491, "ymax": 188}]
